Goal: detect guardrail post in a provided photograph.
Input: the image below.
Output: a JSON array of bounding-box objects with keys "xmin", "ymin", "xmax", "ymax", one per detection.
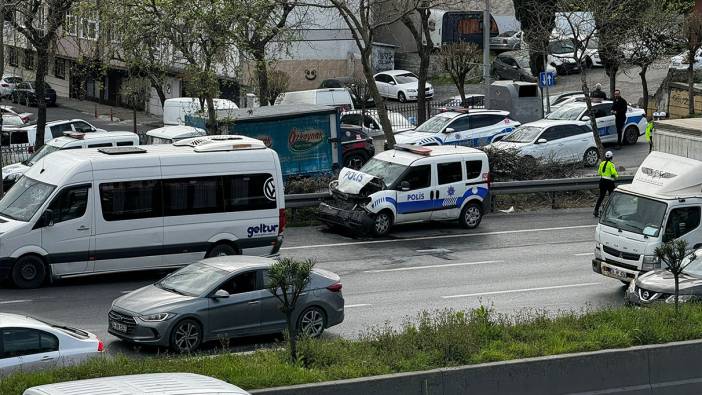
[{"xmin": 551, "ymin": 192, "xmax": 557, "ymax": 209}]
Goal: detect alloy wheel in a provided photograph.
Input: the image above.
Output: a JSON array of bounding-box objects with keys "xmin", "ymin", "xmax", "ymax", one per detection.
[
  {"xmin": 299, "ymin": 308, "xmax": 325, "ymax": 337},
  {"xmin": 374, "ymin": 213, "xmax": 390, "ymax": 235},
  {"xmin": 465, "ymin": 206, "xmax": 481, "ymax": 227},
  {"xmin": 173, "ymin": 321, "xmax": 200, "ymax": 352},
  {"xmin": 584, "ymin": 148, "xmax": 599, "ymax": 167}
]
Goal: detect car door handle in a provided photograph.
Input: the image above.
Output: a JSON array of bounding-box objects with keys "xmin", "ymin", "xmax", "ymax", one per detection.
[
  {"xmin": 40, "ymin": 355, "xmax": 55, "ymax": 362},
  {"xmin": 77, "ymin": 226, "xmax": 90, "ymax": 231},
  {"xmin": 430, "ymin": 191, "xmax": 434, "ymax": 199},
  {"xmin": 248, "ymin": 301, "xmax": 260, "ymax": 305},
  {"xmin": 436, "ymin": 190, "xmax": 440, "ymax": 199}
]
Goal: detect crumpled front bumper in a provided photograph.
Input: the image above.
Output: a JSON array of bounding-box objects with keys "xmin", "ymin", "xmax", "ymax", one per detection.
[{"xmin": 318, "ymin": 202, "xmax": 375, "ymax": 233}]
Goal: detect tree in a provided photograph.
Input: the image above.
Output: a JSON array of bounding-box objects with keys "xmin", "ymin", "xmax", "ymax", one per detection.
[
  {"xmin": 655, "ymin": 239, "xmax": 694, "ymax": 314},
  {"xmin": 681, "ymin": 13, "xmax": 702, "ymax": 116},
  {"xmin": 266, "ymin": 258, "xmax": 315, "ymax": 362},
  {"xmin": 257, "ymin": 68, "xmax": 289, "ymax": 105},
  {"xmin": 7, "ymin": 0, "xmax": 75, "ymax": 150},
  {"xmin": 437, "ymin": 43, "xmax": 481, "ymax": 105},
  {"xmin": 120, "ymin": 75, "xmax": 150, "ymax": 134},
  {"xmin": 514, "ymin": 0, "xmax": 557, "ymax": 76}
]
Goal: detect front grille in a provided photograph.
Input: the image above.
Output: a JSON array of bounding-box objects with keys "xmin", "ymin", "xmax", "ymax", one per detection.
[
  {"xmin": 108, "ymin": 310, "xmax": 137, "ymax": 334},
  {"xmin": 637, "ymin": 287, "xmax": 670, "ymax": 302},
  {"xmin": 605, "ymin": 259, "xmax": 639, "ymax": 271},
  {"xmin": 603, "ymin": 246, "xmax": 640, "ymax": 261}
]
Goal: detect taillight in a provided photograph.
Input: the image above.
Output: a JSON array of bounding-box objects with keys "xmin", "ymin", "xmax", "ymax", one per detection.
[
  {"xmin": 483, "ymin": 172, "xmax": 493, "ymax": 188},
  {"xmin": 279, "ymin": 208, "xmax": 286, "ymax": 235},
  {"xmin": 97, "ymin": 340, "xmax": 104, "ymax": 352},
  {"xmin": 326, "ymin": 283, "xmax": 342, "ymax": 292}
]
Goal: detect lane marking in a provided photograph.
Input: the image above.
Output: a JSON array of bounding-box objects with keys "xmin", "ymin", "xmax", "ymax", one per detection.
[
  {"xmin": 364, "ymin": 260, "xmax": 502, "ymax": 273},
  {"xmin": 574, "ymin": 252, "xmax": 595, "ymax": 256},
  {"xmin": 345, "ymin": 304, "xmax": 372, "ymax": 308},
  {"xmin": 282, "ymin": 224, "xmax": 596, "ymax": 251},
  {"xmin": 0, "ymin": 299, "xmax": 32, "ymax": 304},
  {"xmin": 442, "ymin": 282, "xmax": 602, "ymax": 299}
]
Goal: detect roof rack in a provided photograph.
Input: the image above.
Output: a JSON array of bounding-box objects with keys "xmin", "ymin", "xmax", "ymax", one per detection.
[
  {"xmin": 98, "ymin": 147, "xmax": 147, "ymax": 155},
  {"xmin": 394, "ymin": 144, "xmax": 431, "ymax": 156}
]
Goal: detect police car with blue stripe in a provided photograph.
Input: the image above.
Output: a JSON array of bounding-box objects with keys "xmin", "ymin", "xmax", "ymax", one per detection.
[
  {"xmin": 318, "ymin": 145, "xmax": 491, "ymax": 236},
  {"xmin": 391, "ymin": 109, "xmax": 520, "ymax": 148},
  {"xmin": 545, "ymin": 100, "xmax": 647, "ymax": 145}
]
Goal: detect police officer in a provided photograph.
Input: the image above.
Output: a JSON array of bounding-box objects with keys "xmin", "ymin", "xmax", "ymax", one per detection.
[
  {"xmin": 645, "ymin": 116, "xmax": 654, "ymax": 153},
  {"xmin": 594, "ymin": 151, "xmax": 618, "ymax": 217},
  {"xmin": 611, "ymin": 89, "xmax": 628, "ymax": 149},
  {"xmin": 591, "ymin": 83, "xmax": 607, "ymax": 100}
]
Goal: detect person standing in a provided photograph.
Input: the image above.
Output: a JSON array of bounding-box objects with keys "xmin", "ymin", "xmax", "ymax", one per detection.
[
  {"xmin": 611, "ymin": 89, "xmax": 628, "ymax": 149},
  {"xmin": 645, "ymin": 116, "xmax": 654, "ymax": 153},
  {"xmin": 591, "ymin": 83, "xmax": 607, "ymax": 100},
  {"xmin": 594, "ymin": 151, "xmax": 618, "ymax": 217}
]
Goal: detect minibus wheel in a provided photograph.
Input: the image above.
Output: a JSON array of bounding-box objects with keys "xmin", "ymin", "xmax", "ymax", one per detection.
[
  {"xmin": 11, "ymin": 255, "xmax": 46, "ymax": 289},
  {"xmin": 206, "ymin": 243, "xmax": 237, "ymax": 258}
]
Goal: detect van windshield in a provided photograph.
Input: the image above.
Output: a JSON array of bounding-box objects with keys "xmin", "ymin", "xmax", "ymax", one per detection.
[
  {"xmin": 0, "ymin": 176, "xmax": 55, "ymax": 221},
  {"xmin": 358, "ymin": 158, "xmax": 408, "ymax": 188},
  {"xmin": 24, "ymin": 144, "xmax": 61, "ymax": 166},
  {"xmin": 600, "ymin": 191, "xmax": 667, "ymax": 237}
]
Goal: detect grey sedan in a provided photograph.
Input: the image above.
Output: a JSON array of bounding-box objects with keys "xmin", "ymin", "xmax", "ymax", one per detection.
[
  {"xmin": 625, "ymin": 249, "xmax": 702, "ymax": 305},
  {"xmin": 108, "ymin": 256, "xmax": 344, "ymax": 353}
]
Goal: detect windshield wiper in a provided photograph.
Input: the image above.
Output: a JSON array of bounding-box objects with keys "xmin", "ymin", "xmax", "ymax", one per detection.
[
  {"xmin": 0, "ymin": 211, "xmax": 18, "ymax": 221},
  {"xmin": 156, "ymin": 283, "xmax": 188, "ymax": 296}
]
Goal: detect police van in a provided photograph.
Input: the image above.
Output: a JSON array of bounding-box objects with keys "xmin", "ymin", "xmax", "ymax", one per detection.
[
  {"xmin": 0, "ymin": 135, "xmax": 285, "ymax": 288},
  {"xmin": 319, "ymin": 144, "xmax": 490, "ymax": 236}
]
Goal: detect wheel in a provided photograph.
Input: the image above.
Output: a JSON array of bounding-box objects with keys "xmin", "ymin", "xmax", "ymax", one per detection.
[
  {"xmin": 398, "ymin": 92, "xmax": 407, "ymax": 103},
  {"xmin": 344, "ymin": 151, "xmax": 367, "ymax": 170},
  {"xmin": 372, "ymin": 210, "xmax": 393, "ymax": 237},
  {"xmin": 206, "ymin": 243, "xmax": 237, "ymax": 258},
  {"xmin": 583, "ymin": 147, "xmax": 600, "ymax": 167},
  {"xmin": 459, "ymin": 202, "xmax": 483, "ymax": 229},
  {"xmin": 11, "ymin": 255, "xmax": 46, "ymax": 289},
  {"xmin": 624, "ymin": 126, "xmax": 639, "ymax": 145},
  {"xmin": 170, "ymin": 319, "xmax": 202, "ymax": 353},
  {"xmin": 297, "ymin": 306, "xmax": 326, "ymax": 338}
]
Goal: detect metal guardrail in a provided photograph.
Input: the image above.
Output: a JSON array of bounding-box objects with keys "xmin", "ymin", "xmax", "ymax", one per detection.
[{"xmin": 283, "ymin": 176, "xmax": 636, "ymax": 208}]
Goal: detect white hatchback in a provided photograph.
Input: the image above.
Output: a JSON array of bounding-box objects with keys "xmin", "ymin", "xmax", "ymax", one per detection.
[
  {"xmin": 373, "ymin": 70, "xmax": 434, "ymax": 103},
  {"xmin": 0, "ymin": 313, "xmax": 103, "ymax": 375}
]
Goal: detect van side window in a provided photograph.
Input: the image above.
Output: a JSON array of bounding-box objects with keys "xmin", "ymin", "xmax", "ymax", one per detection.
[
  {"xmin": 663, "ymin": 207, "xmax": 701, "ymax": 242},
  {"xmin": 398, "ymin": 165, "xmax": 430, "ymax": 190},
  {"xmin": 223, "ymin": 174, "xmax": 277, "ymax": 212},
  {"xmin": 2, "ymin": 328, "xmax": 59, "ymax": 357},
  {"xmin": 47, "ymin": 185, "xmax": 89, "ymax": 223},
  {"xmin": 163, "ymin": 176, "xmax": 223, "ymax": 216},
  {"xmin": 438, "ymin": 162, "xmax": 463, "ymax": 184},
  {"xmin": 465, "ymin": 160, "xmax": 483, "ymax": 179},
  {"xmin": 100, "ymin": 180, "xmax": 162, "ymax": 221}
]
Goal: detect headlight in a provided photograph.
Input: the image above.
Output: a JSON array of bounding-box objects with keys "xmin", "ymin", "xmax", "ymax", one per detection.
[
  {"xmin": 139, "ymin": 313, "xmax": 174, "ymax": 322},
  {"xmin": 408, "ymin": 89, "xmax": 417, "ymax": 93},
  {"xmin": 642, "ymin": 255, "xmax": 661, "ymax": 271},
  {"xmin": 666, "ymin": 294, "xmax": 696, "ymax": 304},
  {"xmin": 594, "ymin": 243, "xmax": 602, "ymax": 260}
]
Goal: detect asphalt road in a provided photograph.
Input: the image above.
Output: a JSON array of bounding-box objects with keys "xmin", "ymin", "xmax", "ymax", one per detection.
[{"xmin": 0, "ymin": 207, "xmax": 626, "ymax": 355}]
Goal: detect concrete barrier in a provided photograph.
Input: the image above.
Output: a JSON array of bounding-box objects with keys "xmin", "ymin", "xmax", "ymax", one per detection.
[{"xmin": 249, "ymin": 339, "xmax": 702, "ymax": 395}]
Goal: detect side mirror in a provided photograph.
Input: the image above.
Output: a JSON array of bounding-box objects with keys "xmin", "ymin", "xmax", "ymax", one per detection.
[
  {"xmin": 399, "ymin": 180, "xmax": 411, "ymax": 192},
  {"xmin": 581, "ymin": 116, "xmax": 591, "ymax": 122},
  {"xmin": 212, "ymin": 289, "xmax": 230, "ymax": 299},
  {"xmin": 444, "ymin": 127, "xmax": 455, "ymax": 134},
  {"xmin": 536, "ymin": 138, "xmax": 548, "ymax": 144},
  {"xmin": 389, "ymin": 81, "xmax": 396, "ymax": 85},
  {"xmin": 39, "ymin": 209, "xmax": 54, "ymax": 228}
]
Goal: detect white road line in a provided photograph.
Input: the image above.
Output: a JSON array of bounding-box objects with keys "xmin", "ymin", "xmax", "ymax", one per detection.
[
  {"xmin": 281, "ymin": 224, "xmax": 596, "ymax": 251},
  {"xmin": 345, "ymin": 304, "xmax": 372, "ymax": 308},
  {"xmin": 0, "ymin": 299, "xmax": 32, "ymax": 304},
  {"xmin": 441, "ymin": 282, "xmax": 602, "ymax": 299},
  {"xmin": 574, "ymin": 252, "xmax": 595, "ymax": 256},
  {"xmin": 364, "ymin": 260, "xmax": 502, "ymax": 273}
]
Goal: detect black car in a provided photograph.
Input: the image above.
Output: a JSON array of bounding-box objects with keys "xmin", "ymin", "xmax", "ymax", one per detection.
[
  {"xmin": 339, "ymin": 125, "xmax": 375, "ymax": 170},
  {"xmin": 491, "ymin": 51, "xmax": 538, "ymax": 82},
  {"xmin": 12, "ymin": 81, "xmax": 57, "ymax": 106},
  {"xmin": 320, "ymin": 77, "xmax": 374, "ymax": 108}
]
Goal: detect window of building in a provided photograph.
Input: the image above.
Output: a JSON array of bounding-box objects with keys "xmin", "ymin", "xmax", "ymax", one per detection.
[
  {"xmin": 80, "ymin": 11, "xmax": 97, "ymax": 40},
  {"xmin": 437, "ymin": 162, "xmax": 463, "ymax": 185},
  {"xmin": 23, "ymin": 50, "xmax": 34, "ymax": 70},
  {"xmin": 8, "ymin": 47, "xmax": 18, "ymax": 67},
  {"xmin": 64, "ymin": 12, "xmax": 77, "ymax": 36},
  {"xmin": 54, "ymin": 58, "xmax": 66, "ymax": 79},
  {"xmin": 99, "ymin": 180, "xmax": 162, "ymax": 221},
  {"xmin": 47, "ymin": 186, "xmax": 89, "ymax": 224}
]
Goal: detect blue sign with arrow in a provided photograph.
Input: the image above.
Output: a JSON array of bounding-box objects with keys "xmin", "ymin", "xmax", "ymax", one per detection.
[{"xmin": 539, "ymin": 71, "xmax": 556, "ymax": 87}]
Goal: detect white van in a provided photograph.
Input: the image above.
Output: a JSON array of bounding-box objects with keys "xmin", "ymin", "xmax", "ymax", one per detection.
[
  {"xmin": 2, "ymin": 131, "xmax": 139, "ymax": 189},
  {"xmin": 144, "ymin": 125, "xmax": 207, "ymax": 144},
  {"xmin": 163, "ymin": 97, "xmax": 239, "ymax": 126},
  {"xmin": 0, "ymin": 135, "xmax": 285, "ymax": 288},
  {"xmin": 23, "ymin": 373, "xmax": 250, "ymax": 395},
  {"xmin": 277, "ymin": 88, "xmax": 354, "ymax": 111}
]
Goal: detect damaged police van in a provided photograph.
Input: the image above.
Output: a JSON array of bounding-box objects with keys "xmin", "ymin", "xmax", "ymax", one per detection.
[{"xmin": 318, "ymin": 144, "xmax": 491, "ymax": 236}]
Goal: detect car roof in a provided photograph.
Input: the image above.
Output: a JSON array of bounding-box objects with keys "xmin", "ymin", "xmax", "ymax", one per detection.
[
  {"xmin": 377, "ymin": 69, "xmax": 414, "ymax": 76},
  {"xmin": 0, "ymin": 313, "xmax": 48, "ymax": 328},
  {"xmin": 50, "ymin": 131, "xmax": 138, "ymax": 146},
  {"xmin": 199, "ymin": 256, "xmax": 275, "ymax": 273},
  {"xmin": 375, "ymin": 145, "xmax": 486, "ymax": 166},
  {"xmin": 521, "ymin": 119, "xmax": 587, "ymax": 128},
  {"xmin": 20, "ymin": 119, "xmax": 92, "ymax": 130},
  {"xmin": 440, "ymin": 109, "xmax": 510, "ymax": 117}
]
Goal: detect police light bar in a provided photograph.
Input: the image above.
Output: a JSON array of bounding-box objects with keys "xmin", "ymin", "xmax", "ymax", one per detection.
[
  {"xmin": 63, "ymin": 132, "xmax": 85, "ymax": 139},
  {"xmin": 394, "ymin": 144, "xmax": 431, "ymax": 156}
]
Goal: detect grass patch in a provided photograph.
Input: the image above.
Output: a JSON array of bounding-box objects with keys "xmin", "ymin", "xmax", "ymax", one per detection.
[{"xmin": 5, "ymin": 304, "xmax": 702, "ymax": 394}]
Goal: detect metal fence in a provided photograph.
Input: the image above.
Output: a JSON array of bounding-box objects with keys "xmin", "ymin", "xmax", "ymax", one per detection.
[
  {"xmin": 372, "ymin": 95, "xmax": 487, "ymax": 130},
  {"xmin": 1, "ymin": 144, "xmax": 32, "ymax": 165}
]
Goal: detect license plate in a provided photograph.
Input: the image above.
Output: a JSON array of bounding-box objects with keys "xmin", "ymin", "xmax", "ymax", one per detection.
[
  {"xmin": 111, "ymin": 321, "xmax": 127, "ymax": 332},
  {"xmin": 607, "ymin": 267, "xmax": 628, "ymax": 280}
]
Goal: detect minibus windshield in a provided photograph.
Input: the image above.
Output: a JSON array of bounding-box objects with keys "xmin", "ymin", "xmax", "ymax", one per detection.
[
  {"xmin": 600, "ymin": 191, "xmax": 667, "ymax": 237},
  {"xmin": 0, "ymin": 176, "xmax": 55, "ymax": 221}
]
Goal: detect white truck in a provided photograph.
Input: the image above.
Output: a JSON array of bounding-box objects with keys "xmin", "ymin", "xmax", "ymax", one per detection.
[{"xmin": 592, "ymin": 118, "xmax": 702, "ymax": 283}]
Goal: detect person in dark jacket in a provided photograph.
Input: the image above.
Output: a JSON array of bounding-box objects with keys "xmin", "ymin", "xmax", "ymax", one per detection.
[
  {"xmin": 591, "ymin": 83, "xmax": 607, "ymax": 100},
  {"xmin": 610, "ymin": 89, "xmax": 628, "ymax": 149}
]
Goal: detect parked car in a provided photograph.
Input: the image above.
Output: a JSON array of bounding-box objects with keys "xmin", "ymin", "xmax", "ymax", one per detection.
[
  {"xmin": 0, "ymin": 129, "xmax": 32, "ymax": 164},
  {"xmin": 544, "ymin": 91, "xmax": 583, "ymax": 112},
  {"xmin": 547, "ymin": 38, "xmax": 581, "ymax": 74},
  {"xmin": 144, "ymin": 125, "xmax": 206, "ymax": 144},
  {"xmin": 0, "ymin": 75, "xmax": 23, "ymax": 98},
  {"xmin": 625, "ymin": 249, "xmax": 702, "ymax": 306},
  {"xmin": 2, "ymin": 114, "xmax": 28, "ymax": 128},
  {"xmin": 340, "ymin": 109, "xmax": 414, "ymax": 137},
  {"xmin": 11, "ymin": 81, "xmax": 57, "ymax": 106},
  {"xmin": 393, "ymin": 109, "xmax": 520, "ymax": 148},
  {"xmin": 373, "ymin": 70, "xmax": 434, "ymax": 103},
  {"xmin": 545, "ymin": 100, "xmax": 647, "ymax": 145},
  {"xmin": 276, "ymin": 88, "xmax": 354, "ymax": 111},
  {"xmin": 490, "ymin": 30, "xmax": 523, "ymax": 51},
  {"xmin": 22, "ymin": 373, "xmax": 250, "ymax": 395},
  {"xmin": 18, "ymin": 119, "xmax": 108, "ymax": 148},
  {"xmin": 319, "ymin": 77, "xmax": 374, "ymax": 108},
  {"xmin": 162, "ymin": 97, "xmax": 238, "ymax": 126},
  {"xmin": 669, "ymin": 49, "xmax": 702, "ymax": 71},
  {"xmin": 109, "ymin": 256, "xmax": 344, "ymax": 353},
  {"xmin": 488, "ymin": 119, "xmax": 599, "ymax": 166},
  {"xmin": 340, "ymin": 125, "xmax": 375, "ymax": 169},
  {"xmin": 1, "ymin": 105, "xmax": 32, "ymax": 123},
  {"xmin": 0, "ymin": 313, "xmax": 103, "ymax": 374},
  {"xmin": 492, "ymin": 50, "xmax": 558, "ymax": 82},
  {"xmin": 433, "ymin": 94, "xmax": 486, "ymax": 115}
]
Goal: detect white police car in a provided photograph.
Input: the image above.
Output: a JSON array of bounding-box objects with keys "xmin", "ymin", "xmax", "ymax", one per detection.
[
  {"xmin": 318, "ymin": 144, "xmax": 491, "ymax": 236},
  {"xmin": 545, "ymin": 100, "xmax": 647, "ymax": 145},
  {"xmin": 392, "ymin": 109, "xmax": 520, "ymax": 148}
]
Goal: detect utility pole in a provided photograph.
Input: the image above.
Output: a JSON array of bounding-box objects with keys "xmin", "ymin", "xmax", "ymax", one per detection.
[{"xmin": 482, "ymin": 0, "xmax": 491, "ymax": 94}]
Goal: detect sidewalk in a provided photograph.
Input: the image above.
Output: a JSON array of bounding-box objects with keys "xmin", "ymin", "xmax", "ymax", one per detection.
[{"xmin": 58, "ymin": 97, "xmax": 163, "ymax": 129}]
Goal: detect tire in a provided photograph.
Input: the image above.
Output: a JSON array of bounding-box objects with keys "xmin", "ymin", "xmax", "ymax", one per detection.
[
  {"xmin": 398, "ymin": 92, "xmax": 407, "ymax": 103},
  {"xmin": 11, "ymin": 255, "xmax": 46, "ymax": 289},
  {"xmin": 170, "ymin": 319, "xmax": 202, "ymax": 353},
  {"xmin": 206, "ymin": 243, "xmax": 237, "ymax": 258},
  {"xmin": 372, "ymin": 210, "xmax": 393, "ymax": 237},
  {"xmin": 459, "ymin": 202, "xmax": 483, "ymax": 229},
  {"xmin": 624, "ymin": 126, "xmax": 639, "ymax": 145},
  {"xmin": 344, "ymin": 151, "xmax": 367, "ymax": 170},
  {"xmin": 583, "ymin": 147, "xmax": 600, "ymax": 167},
  {"xmin": 297, "ymin": 306, "xmax": 326, "ymax": 338}
]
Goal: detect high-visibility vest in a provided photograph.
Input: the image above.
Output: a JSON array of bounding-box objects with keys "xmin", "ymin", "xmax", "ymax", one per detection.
[
  {"xmin": 646, "ymin": 122, "xmax": 654, "ymax": 142},
  {"xmin": 598, "ymin": 160, "xmax": 618, "ymax": 180}
]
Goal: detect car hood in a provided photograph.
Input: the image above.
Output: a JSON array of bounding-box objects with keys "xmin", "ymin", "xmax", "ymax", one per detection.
[
  {"xmin": 636, "ymin": 270, "xmax": 702, "ymax": 294},
  {"xmin": 113, "ymin": 284, "xmax": 198, "ymax": 315},
  {"xmin": 394, "ymin": 130, "xmax": 440, "ymax": 145},
  {"xmin": 334, "ymin": 167, "xmax": 381, "ymax": 195},
  {"xmin": 2, "ymin": 162, "xmax": 29, "ymax": 178}
]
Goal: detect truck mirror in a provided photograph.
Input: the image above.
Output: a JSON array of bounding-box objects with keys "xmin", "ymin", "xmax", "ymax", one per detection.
[
  {"xmin": 39, "ymin": 209, "xmax": 54, "ymax": 228},
  {"xmin": 399, "ymin": 181, "xmax": 411, "ymax": 191}
]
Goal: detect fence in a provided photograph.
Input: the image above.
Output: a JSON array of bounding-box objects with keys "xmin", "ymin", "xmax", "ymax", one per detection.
[{"xmin": 1, "ymin": 144, "xmax": 32, "ymax": 165}]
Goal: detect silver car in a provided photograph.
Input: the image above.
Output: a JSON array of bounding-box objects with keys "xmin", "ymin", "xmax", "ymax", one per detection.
[
  {"xmin": 108, "ymin": 256, "xmax": 345, "ymax": 353},
  {"xmin": 625, "ymin": 249, "xmax": 702, "ymax": 305}
]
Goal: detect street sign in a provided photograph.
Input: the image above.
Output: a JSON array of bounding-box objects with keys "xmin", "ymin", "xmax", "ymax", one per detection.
[{"xmin": 539, "ymin": 71, "xmax": 556, "ymax": 87}]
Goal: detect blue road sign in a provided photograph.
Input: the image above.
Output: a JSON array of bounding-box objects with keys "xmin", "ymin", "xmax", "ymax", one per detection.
[{"xmin": 539, "ymin": 71, "xmax": 556, "ymax": 87}]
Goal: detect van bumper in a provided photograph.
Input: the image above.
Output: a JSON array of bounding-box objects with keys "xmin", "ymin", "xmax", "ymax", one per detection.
[
  {"xmin": 592, "ymin": 258, "xmax": 639, "ymax": 282},
  {"xmin": 318, "ymin": 203, "xmax": 375, "ymax": 233}
]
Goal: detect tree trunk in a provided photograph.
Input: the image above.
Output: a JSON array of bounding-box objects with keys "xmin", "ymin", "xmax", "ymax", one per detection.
[
  {"xmin": 205, "ymin": 96, "xmax": 218, "ymax": 135},
  {"xmin": 360, "ymin": 49, "xmax": 395, "ymax": 148},
  {"xmin": 34, "ymin": 46, "xmax": 49, "ymax": 151},
  {"xmin": 456, "ymin": 76, "xmax": 466, "ymax": 104},
  {"xmin": 133, "ymin": 100, "xmax": 138, "ymax": 134},
  {"xmin": 149, "ymin": 77, "xmax": 167, "ymax": 107},
  {"xmin": 254, "ymin": 50, "xmax": 270, "ymax": 106},
  {"xmin": 639, "ymin": 65, "xmax": 649, "ymax": 117},
  {"xmin": 674, "ymin": 274, "xmax": 680, "ymax": 314},
  {"xmin": 689, "ymin": 60, "xmax": 695, "ymax": 115},
  {"xmin": 416, "ymin": 46, "xmax": 430, "ymax": 125},
  {"xmin": 581, "ymin": 70, "xmax": 604, "ymax": 156},
  {"xmin": 286, "ymin": 311, "xmax": 297, "ymax": 362},
  {"xmin": 607, "ymin": 65, "xmax": 618, "ymax": 99},
  {"xmin": 0, "ymin": 6, "xmax": 4, "ymax": 79}
]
